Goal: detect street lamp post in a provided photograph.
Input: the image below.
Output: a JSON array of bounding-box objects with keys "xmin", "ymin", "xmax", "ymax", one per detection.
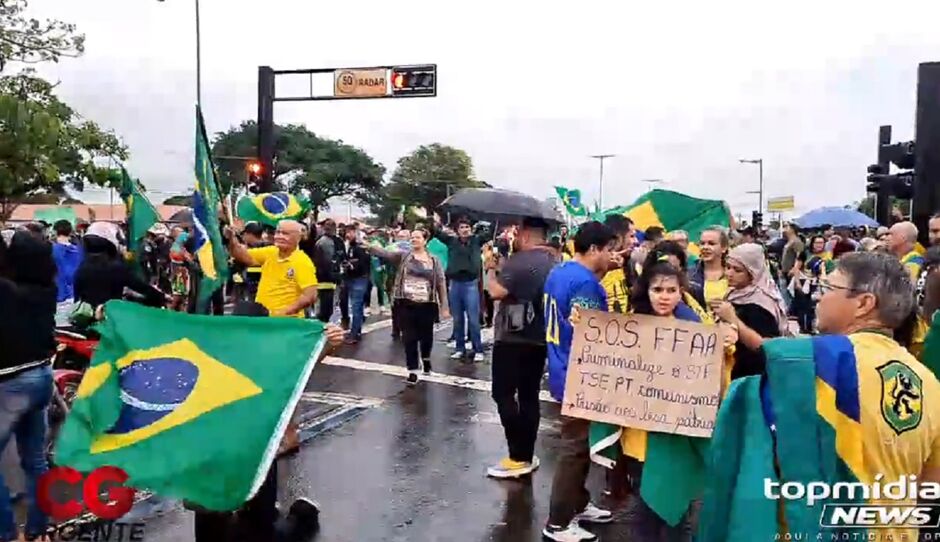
[
  {"xmin": 739, "ymin": 158, "xmax": 763, "ymax": 212},
  {"xmin": 640, "ymin": 179, "xmax": 663, "ymax": 192},
  {"xmin": 158, "ymin": 0, "xmax": 201, "ymax": 105},
  {"xmin": 590, "ymin": 154, "xmax": 615, "ymax": 210}
]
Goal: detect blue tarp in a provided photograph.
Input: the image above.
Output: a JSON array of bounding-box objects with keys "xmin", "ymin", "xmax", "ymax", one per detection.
[{"xmin": 793, "ymin": 207, "xmax": 878, "ymax": 229}]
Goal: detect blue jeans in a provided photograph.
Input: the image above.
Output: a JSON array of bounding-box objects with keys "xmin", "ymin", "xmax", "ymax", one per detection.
[
  {"xmin": 0, "ymin": 365, "xmax": 53, "ymax": 540},
  {"xmin": 449, "ymin": 279, "xmax": 483, "ymax": 354},
  {"xmin": 347, "ymin": 277, "xmax": 369, "ymax": 339}
]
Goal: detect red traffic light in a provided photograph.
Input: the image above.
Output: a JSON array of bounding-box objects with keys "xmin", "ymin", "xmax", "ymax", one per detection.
[
  {"xmin": 390, "ymin": 65, "xmax": 436, "ymax": 97},
  {"xmin": 247, "ymin": 161, "xmax": 262, "ymax": 176}
]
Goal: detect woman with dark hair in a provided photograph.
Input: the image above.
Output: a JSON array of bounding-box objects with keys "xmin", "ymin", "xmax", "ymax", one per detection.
[
  {"xmin": 368, "ymin": 228, "xmax": 450, "ymax": 384},
  {"xmin": 789, "ymin": 234, "xmax": 833, "ymax": 333},
  {"xmin": 591, "ymin": 261, "xmax": 737, "ymax": 541},
  {"xmin": 643, "ymin": 240, "xmax": 711, "ymax": 323},
  {"xmin": 710, "ymin": 243, "xmax": 789, "ymax": 379},
  {"xmin": 74, "ymin": 222, "xmax": 165, "ymax": 311},
  {"xmin": 0, "ymin": 232, "xmax": 57, "ymax": 541}
]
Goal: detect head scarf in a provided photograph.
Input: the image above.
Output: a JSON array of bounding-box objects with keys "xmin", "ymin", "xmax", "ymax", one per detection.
[{"xmin": 726, "ymin": 243, "xmax": 789, "ymax": 335}]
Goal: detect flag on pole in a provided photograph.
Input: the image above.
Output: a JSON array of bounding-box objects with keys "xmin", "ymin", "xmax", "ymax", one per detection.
[
  {"xmin": 554, "ymin": 186, "xmax": 587, "ymax": 216},
  {"xmin": 118, "ymin": 168, "xmax": 160, "ymax": 257},
  {"xmin": 192, "ymin": 106, "xmax": 229, "ymax": 312},
  {"xmin": 55, "ymin": 301, "xmax": 327, "ymax": 511}
]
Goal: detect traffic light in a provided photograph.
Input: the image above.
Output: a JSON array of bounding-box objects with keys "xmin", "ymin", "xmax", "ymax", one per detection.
[
  {"xmin": 752, "ymin": 210, "xmax": 763, "ymax": 230},
  {"xmin": 390, "ymin": 65, "xmax": 436, "ymax": 97},
  {"xmin": 246, "ymin": 160, "xmax": 263, "ymax": 193}
]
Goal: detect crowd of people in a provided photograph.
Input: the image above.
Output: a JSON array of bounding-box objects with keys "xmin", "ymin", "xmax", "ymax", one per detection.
[{"xmin": 2, "ymin": 207, "xmax": 940, "ymax": 541}]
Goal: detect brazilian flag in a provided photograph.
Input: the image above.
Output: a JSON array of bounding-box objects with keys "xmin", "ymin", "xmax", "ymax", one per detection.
[
  {"xmin": 592, "ymin": 189, "xmax": 730, "ymax": 257},
  {"xmin": 554, "ymin": 186, "xmax": 587, "ymax": 216},
  {"xmin": 699, "ymin": 334, "xmax": 931, "ymax": 542},
  {"xmin": 236, "ymin": 192, "xmax": 309, "ymax": 227},
  {"xmin": 55, "ymin": 301, "xmax": 326, "ymax": 511}
]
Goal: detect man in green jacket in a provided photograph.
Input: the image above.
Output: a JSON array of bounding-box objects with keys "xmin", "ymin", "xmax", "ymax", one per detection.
[{"xmin": 435, "ymin": 217, "xmax": 485, "ymax": 362}]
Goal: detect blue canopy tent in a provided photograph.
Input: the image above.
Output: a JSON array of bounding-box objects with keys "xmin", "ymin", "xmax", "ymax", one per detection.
[{"xmin": 792, "ymin": 207, "xmax": 879, "ymax": 229}]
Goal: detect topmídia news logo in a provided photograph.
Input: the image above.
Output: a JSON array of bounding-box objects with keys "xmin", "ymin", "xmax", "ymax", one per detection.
[{"xmin": 764, "ymin": 476, "xmax": 940, "ymax": 529}]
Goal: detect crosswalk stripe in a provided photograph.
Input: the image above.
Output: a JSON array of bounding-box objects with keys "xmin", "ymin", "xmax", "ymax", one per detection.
[{"xmin": 320, "ymin": 356, "xmax": 557, "ymax": 404}]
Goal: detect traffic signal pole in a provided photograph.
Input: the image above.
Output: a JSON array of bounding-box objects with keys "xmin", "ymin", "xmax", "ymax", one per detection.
[
  {"xmin": 255, "ymin": 64, "xmax": 436, "ymax": 195},
  {"xmin": 257, "ymin": 66, "xmax": 276, "ymax": 193},
  {"xmin": 875, "ymin": 125, "xmax": 893, "ymax": 226},
  {"xmin": 914, "ymin": 62, "xmax": 940, "ymax": 245}
]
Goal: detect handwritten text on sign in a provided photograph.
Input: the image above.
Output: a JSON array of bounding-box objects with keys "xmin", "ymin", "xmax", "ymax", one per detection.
[{"xmin": 561, "ymin": 311, "xmax": 723, "ymax": 437}]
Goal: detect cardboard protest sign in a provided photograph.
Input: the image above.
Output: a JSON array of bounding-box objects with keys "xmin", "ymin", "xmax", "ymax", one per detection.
[{"xmin": 561, "ymin": 310, "xmax": 723, "ymax": 437}]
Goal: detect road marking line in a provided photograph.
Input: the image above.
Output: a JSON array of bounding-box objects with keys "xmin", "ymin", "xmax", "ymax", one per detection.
[
  {"xmin": 321, "ymin": 356, "xmax": 557, "ymax": 403},
  {"xmin": 301, "ymin": 390, "xmax": 384, "ymax": 407}
]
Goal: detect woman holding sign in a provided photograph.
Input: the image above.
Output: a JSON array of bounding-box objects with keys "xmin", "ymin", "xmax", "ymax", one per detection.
[
  {"xmin": 709, "ymin": 243, "xmax": 789, "ymax": 379},
  {"xmin": 590, "ymin": 260, "xmax": 737, "ymax": 541}
]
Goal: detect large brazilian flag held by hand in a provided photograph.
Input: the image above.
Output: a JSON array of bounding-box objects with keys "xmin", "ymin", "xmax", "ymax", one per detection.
[{"xmin": 55, "ymin": 301, "xmax": 326, "ymax": 511}]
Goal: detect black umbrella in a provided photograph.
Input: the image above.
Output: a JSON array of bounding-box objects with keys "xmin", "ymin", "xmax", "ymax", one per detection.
[
  {"xmin": 167, "ymin": 208, "xmax": 193, "ymax": 223},
  {"xmin": 439, "ymin": 188, "xmax": 563, "ymax": 225}
]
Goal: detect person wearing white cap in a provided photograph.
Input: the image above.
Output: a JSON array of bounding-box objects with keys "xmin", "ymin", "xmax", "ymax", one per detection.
[{"xmin": 74, "ymin": 222, "xmax": 165, "ymax": 311}]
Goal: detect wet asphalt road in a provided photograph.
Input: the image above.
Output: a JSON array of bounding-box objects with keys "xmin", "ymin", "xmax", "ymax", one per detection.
[{"xmin": 116, "ymin": 313, "xmax": 644, "ymax": 542}]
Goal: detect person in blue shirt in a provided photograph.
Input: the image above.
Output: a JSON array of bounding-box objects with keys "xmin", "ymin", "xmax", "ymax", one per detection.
[
  {"xmin": 51, "ymin": 220, "xmax": 82, "ymax": 303},
  {"xmin": 542, "ymin": 221, "xmax": 618, "ymax": 542}
]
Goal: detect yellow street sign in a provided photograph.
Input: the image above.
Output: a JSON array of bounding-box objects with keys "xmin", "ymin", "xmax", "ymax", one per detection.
[
  {"xmin": 767, "ymin": 196, "xmax": 795, "ymax": 212},
  {"xmin": 333, "ymin": 68, "xmax": 389, "ymax": 98}
]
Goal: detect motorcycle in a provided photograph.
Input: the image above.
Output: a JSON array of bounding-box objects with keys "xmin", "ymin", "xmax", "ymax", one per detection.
[{"xmin": 47, "ymin": 328, "xmax": 98, "ymax": 464}]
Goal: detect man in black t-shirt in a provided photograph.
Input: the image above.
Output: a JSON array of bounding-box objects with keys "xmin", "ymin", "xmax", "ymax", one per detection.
[{"xmin": 484, "ymin": 217, "xmax": 559, "ymax": 479}]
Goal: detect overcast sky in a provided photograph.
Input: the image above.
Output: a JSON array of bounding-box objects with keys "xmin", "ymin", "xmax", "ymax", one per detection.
[{"xmin": 27, "ymin": 0, "xmax": 940, "ymax": 216}]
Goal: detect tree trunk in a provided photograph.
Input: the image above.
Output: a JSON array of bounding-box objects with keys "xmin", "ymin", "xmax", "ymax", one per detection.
[{"xmin": 0, "ymin": 200, "xmax": 18, "ymax": 224}]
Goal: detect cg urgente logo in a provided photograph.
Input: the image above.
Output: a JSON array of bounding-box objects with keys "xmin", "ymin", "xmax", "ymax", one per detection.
[{"xmin": 37, "ymin": 466, "xmax": 136, "ymax": 521}]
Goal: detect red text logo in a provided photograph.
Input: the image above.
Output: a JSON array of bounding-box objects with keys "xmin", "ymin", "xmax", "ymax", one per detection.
[{"xmin": 37, "ymin": 466, "xmax": 136, "ymax": 521}]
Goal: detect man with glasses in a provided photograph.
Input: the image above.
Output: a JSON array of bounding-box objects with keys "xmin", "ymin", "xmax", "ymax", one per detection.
[{"xmin": 813, "ymin": 251, "xmax": 940, "ymax": 540}]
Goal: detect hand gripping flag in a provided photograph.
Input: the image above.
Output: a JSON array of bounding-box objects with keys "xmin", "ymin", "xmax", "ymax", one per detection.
[
  {"xmin": 236, "ymin": 192, "xmax": 309, "ymax": 227},
  {"xmin": 55, "ymin": 301, "xmax": 327, "ymax": 511},
  {"xmin": 192, "ymin": 106, "xmax": 229, "ymax": 311}
]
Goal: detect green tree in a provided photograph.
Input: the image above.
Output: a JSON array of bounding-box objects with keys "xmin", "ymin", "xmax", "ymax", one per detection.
[
  {"xmin": 0, "ymin": 70, "xmax": 127, "ymax": 221},
  {"xmin": 382, "ymin": 143, "xmax": 486, "ymax": 217},
  {"xmin": 212, "ymin": 121, "xmax": 385, "ymax": 220},
  {"xmin": 0, "ymin": 0, "xmax": 84, "ymax": 72}
]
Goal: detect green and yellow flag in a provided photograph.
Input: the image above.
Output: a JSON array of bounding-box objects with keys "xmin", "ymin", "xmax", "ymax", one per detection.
[
  {"xmin": 554, "ymin": 186, "xmax": 587, "ymax": 216},
  {"xmin": 118, "ymin": 168, "xmax": 160, "ymax": 256},
  {"xmin": 192, "ymin": 106, "xmax": 229, "ymax": 311},
  {"xmin": 55, "ymin": 301, "xmax": 326, "ymax": 511},
  {"xmin": 236, "ymin": 192, "xmax": 310, "ymax": 227},
  {"xmin": 593, "ymin": 189, "xmax": 731, "ymax": 256}
]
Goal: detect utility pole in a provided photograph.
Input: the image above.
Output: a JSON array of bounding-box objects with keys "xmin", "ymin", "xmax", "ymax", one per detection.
[
  {"xmin": 739, "ymin": 158, "xmax": 764, "ymax": 212},
  {"xmin": 590, "ymin": 154, "xmax": 615, "ymax": 210}
]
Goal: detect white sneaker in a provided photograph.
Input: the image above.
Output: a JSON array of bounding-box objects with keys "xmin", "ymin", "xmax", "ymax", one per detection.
[
  {"xmin": 542, "ymin": 521, "xmax": 597, "ymax": 541},
  {"xmin": 473, "ymin": 352, "xmax": 485, "ymax": 363},
  {"xmin": 406, "ymin": 371, "xmax": 419, "ymax": 386},
  {"xmin": 531, "ymin": 455, "xmax": 541, "ymax": 470},
  {"xmin": 450, "ymin": 351, "xmax": 466, "ymax": 360},
  {"xmin": 575, "ymin": 501, "xmax": 613, "ymax": 524}
]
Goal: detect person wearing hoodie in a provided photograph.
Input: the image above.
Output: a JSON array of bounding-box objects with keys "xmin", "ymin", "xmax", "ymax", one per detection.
[
  {"xmin": 0, "ymin": 232, "xmax": 57, "ymax": 542},
  {"xmin": 74, "ymin": 222, "xmax": 165, "ymax": 311}
]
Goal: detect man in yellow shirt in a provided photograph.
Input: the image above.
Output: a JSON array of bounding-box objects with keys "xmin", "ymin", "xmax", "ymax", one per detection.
[
  {"xmin": 227, "ymin": 220, "xmax": 318, "ymax": 317},
  {"xmin": 599, "ymin": 215, "xmax": 637, "ymax": 313},
  {"xmin": 816, "ymin": 252, "xmax": 940, "ymax": 541},
  {"xmin": 887, "ymin": 221, "xmax": 925, "ymax": 281}
]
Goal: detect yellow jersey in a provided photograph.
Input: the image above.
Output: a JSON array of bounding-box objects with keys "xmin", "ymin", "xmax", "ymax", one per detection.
[
  {"xmin": 248, "ymin": 246, "xmax": 318, "ymax": 318},
  {"xmin": 600, "ymin": 268, "xmax": 629, "ymax": 313},
  {"xmin": 847, "ymin": 332, "xmax": 940, "ymax": 541}
]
